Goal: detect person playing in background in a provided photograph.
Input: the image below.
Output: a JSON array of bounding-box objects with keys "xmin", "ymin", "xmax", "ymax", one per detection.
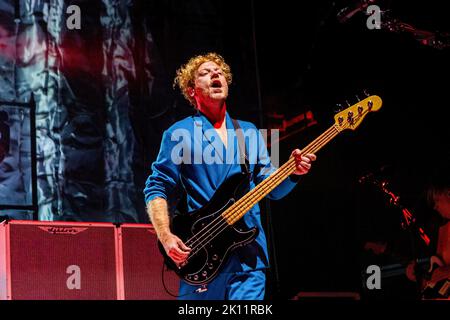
[
  {"xmin": 406, "ymin": 170, "xmax": 450, "ymax": 299},
  {"xmin": 144, "ymin": 52, "xmax": 316, "ymax": 300}
]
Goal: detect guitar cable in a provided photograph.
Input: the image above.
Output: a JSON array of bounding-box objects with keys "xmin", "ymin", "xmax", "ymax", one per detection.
[{"xmin": 161, "ymin": 261, "xmax": 201, "ymax": 298}]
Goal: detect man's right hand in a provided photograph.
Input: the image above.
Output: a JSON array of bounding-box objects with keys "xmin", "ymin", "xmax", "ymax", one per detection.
[
  {"xmin": 160, "ymin": 232, "xmax": 191, "ymax": 265},
  {"xmin": 146, "ymin": 198, "xmax": 191, "ymax": 265}
]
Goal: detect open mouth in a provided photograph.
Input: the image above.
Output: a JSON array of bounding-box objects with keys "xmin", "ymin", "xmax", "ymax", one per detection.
[{"xmin": 211, "ymin": 80, "xmax": 222, "ymax": 88}]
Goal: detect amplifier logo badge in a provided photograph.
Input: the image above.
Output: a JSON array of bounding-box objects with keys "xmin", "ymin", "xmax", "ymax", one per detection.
[{"xmin": 38, "ymin": 226, "xmax": 88, "ymax": 235}]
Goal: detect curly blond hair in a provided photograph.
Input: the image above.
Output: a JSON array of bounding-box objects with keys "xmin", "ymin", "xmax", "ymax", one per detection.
[{"xmin": 173, "ymin": 52, "xmax": 233, "ymax": 106}]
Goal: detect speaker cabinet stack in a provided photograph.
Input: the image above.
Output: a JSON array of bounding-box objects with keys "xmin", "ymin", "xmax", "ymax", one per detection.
[{"xmin": 0, "ymin": 220, "xmax": 178, "ymax": 300}]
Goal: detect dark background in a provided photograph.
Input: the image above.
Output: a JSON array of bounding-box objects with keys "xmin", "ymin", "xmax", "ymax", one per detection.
[
  {"xmin": 142, "ymin": 0, "xmax": 449, "ymax": 299},
  {"xmin": 1, "ymin": 0, "xmax": 448, "ymax": 299}
]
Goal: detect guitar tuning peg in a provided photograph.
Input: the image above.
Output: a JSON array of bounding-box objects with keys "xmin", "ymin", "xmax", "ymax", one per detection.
[
  {"xmin": 345, "ymin": 100, "xmax": 351, "ymax": 107},
  {"xmin": 363, "ymin": 89, "xmax": 370, "ymax": 97},
  {"xmin": 334, "ymin": 103, "xmax": 343, "ymax": 112},
  {"xmin": 355, "ymin": 94, "xmax": 361, "ymax": 101}
]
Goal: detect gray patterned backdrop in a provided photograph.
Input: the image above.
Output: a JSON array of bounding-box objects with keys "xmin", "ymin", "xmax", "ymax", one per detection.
[
  {"xmin": 0, "ymin": 0, "xmax": 161, "ymax": 222},
  {"xmin": 0, "ymin": 0, "xmax": 243, "ymax": 223}
]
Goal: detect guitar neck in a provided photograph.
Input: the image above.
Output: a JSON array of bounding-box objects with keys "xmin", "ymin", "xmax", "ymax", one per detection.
[{"xmin": 222, "ymin": 124, "xmax": 341, "ymax": 225}]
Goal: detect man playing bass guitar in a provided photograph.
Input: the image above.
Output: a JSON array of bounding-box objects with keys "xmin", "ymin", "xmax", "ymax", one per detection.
[{"xmin": 144, "ymin": 52, "xmax": 316, "ymax": 300}]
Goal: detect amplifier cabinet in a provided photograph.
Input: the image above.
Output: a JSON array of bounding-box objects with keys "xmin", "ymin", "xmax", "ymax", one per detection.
[{"xmin": 0, "ymin": 220, "xmax": 119, "ymax": 300}]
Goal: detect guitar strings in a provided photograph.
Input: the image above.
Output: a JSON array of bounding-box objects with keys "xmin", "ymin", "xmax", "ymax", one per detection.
[
  {"xmin": 183, "ymin": 124, "xmax": 341, "ymax": 259},
  {"xmin": 185, "ymin": 125, "xmax": 340, "ymax": 259},
  {"xmin": 183, "ymin": 136, "xmax": 301, "ymax": 248},
  {"xmin": 185, "ymin": 157, "xmax": 296, "ymax": 257},
  {"xmin": 184, "ymin": 105, "xmax": 373, "ymax": 253},
  {"xmin": 224, "ymin": 126, "xmax": 340, "ymax": 223},
  {"xmin": 204, "ymin": 126, "xmax": 339, "ymax": 238},
  {"xmin": 183, "ymin": 125, "xmax": 338, "ymax": 252},
  {"xmin": 184, "ymin": 128, "xmax": 339, "ymax": 262},
  {"xmin": 225, "ymin": 125, "xmax": 342, "ymax": 223},
  {"xmin": 184, "ymin": 155, "xmax": 298, "ymax": 260},
  {"xmin": 223, "ymin": 109, "xmax": 370, "ymax": 226},
  {"xmin": 181, "ymin": 126, "xmax": 330, "ymax": 249},
  {"xmin": 184, "ymin": 125, "xmax": 341, "ymax": 257}
]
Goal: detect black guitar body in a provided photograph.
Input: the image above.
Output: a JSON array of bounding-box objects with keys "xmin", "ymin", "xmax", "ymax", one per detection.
[
  {"xmin": 158, "ymin": 172, "xmax": 259, "ymax": 285},
  {"xmin": 421, "ymin": 257, "xmax": 450, "ymax": 299}
]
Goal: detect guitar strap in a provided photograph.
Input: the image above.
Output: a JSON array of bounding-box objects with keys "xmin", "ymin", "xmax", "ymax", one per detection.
[{"xmin": 231, "ymin": 118, "xmax": 250, "ymax": 175}]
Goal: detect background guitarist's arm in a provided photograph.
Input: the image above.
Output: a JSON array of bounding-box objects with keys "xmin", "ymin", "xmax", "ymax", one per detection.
[{"xmin": 147, "ymin": 198, "xmax": 191, "ymax": 264}]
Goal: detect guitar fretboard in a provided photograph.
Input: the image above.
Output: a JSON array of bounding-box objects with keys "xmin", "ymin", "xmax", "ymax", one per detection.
[{"xmin": 222, "ymin": 124, "xmax": 341, "ymax": 225}]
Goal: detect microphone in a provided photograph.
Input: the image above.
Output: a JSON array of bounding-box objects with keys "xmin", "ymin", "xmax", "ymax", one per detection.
[{"xmin": 337, "ymin": 0, "xmax": 376, "ymax": 23}]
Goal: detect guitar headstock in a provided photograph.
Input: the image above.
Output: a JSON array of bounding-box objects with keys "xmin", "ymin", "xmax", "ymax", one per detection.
[{"xmin": 334, "ymin": 95, "xmax": 382, "ymax": 131}]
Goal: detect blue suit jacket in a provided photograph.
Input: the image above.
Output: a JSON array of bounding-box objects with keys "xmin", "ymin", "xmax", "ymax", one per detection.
[{"xmin": 144, "ymin": 111, "xmax": 298, "ymax": 272}]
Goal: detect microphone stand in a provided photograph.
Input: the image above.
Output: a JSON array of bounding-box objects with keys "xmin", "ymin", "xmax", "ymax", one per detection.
[
  {"xmin": 337, "ymin": 0, "xmax": 377, "ymax": 24},
  {"xmin": 337, "ymin": 2, "xmax": 450, "ymax": 49},
  {"xmin": 364, "ymin": 177, "xmax": 431, "ymax": 299},
  {"xmin": 375, "ymin": 9, "xmax": 450, "ymax": 49}
]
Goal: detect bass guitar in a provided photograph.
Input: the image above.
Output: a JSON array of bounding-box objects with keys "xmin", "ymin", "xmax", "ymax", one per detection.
[
  {"xmin": 159, "ymin": 95, "xmax": 383, "ymax": 285},
  {"xmin": 421, "ymin": 256, "xmax": 450, "ymax": 299}
]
